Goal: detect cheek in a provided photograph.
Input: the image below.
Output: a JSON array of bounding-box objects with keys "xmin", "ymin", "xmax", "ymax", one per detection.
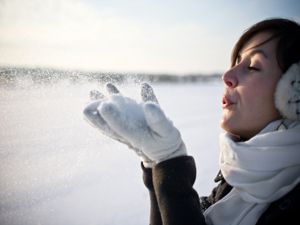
[
  {"xmin": 239, "ymin": 81, "xmax": 281, "ymax": 126},
  {"xmin": 243, "ymin": 88, "xmax": 268, "ymax": 109},
  {"xmin": 241, "ymin": 83, "xmax": 275, "ymax": 115}
]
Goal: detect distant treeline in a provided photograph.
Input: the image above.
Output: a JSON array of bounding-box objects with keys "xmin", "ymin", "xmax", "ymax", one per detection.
[{"xmin": 0, "ymin": 67, "xmax": 222, "ymax": 86}]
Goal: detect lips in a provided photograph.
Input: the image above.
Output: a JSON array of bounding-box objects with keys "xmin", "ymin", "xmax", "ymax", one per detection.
[{"xmin": 222, "ymin": 95, "xmax": 236, "ymax": 109}]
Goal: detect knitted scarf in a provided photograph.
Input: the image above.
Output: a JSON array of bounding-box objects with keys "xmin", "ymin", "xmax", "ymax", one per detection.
[{"xmin": 204, "ymin": 120, "xmax": 300, "ymax": 225}]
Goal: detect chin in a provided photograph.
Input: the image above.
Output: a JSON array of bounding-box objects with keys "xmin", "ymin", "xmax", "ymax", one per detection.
[
  {"xmin": 220, "ymin": 120, "xmax": 248, "ymax": 140},
  {"xmin": 220, "ymin": 117, "xmax": 235, "ymax": 133},
  {"xmin": 221, "ymin": 123, "xmax": 238, "ymax": 136},
  {"xmin": 220, "ymin": 115, "xmax": 262, "ymax": 140}
]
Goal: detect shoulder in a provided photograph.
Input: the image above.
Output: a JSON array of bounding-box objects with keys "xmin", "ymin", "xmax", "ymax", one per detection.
[
  {"xmin": 200, "ymin": 172, "xmax": 300, "ymax": 224},
  {"xmin": 256, "ymin": 182, "xmax": 300, "ymax": 225}
]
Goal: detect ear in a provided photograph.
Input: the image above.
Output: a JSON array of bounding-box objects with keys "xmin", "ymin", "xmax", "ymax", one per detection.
[{"xmin": 275, "ymin": 62, "xmax": 300, "ymax": 120}]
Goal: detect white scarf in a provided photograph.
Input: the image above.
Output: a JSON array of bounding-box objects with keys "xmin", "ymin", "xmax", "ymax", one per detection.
[{"xmin": 204, "ymin": 120, "xmax": 300, "ymax": 225}]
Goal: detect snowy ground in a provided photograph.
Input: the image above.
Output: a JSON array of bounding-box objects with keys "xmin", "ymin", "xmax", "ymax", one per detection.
[{"xmin": 0, "ymin": 80, "xmax": 224, "ymax": 225}]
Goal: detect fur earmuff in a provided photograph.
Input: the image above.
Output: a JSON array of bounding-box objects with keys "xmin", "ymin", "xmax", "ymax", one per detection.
[{"xmin": 275, "ymin": 62, "xmax": 300, "ymax": 120}]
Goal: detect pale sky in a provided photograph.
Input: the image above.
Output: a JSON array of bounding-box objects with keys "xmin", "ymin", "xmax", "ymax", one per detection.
[{"xmin": 0, "ymin": 0, "xmax": 299, "ymax": 74}]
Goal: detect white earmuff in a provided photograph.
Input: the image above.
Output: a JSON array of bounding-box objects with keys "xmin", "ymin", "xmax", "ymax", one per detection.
[{"xmin": 275, "ymin": 62, "xmax": 300, "ymax": 120}]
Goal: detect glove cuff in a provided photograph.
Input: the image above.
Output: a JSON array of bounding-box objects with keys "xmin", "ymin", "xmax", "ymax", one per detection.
[
  {"xmin": 142, "ymin": 159, "xmax": 155, "ymax": 168},
  {"xmin": 156, "ymin": 142, "xmax": 187, "ymax": 164}
]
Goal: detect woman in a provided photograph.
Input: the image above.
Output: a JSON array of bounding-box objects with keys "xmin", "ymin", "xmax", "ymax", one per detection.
[{"xmin": 83, "ymin": 18, "xmax": 300, "ymax": 225}]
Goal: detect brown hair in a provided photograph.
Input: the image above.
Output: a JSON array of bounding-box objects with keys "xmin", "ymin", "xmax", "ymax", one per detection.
[{"xmin": 231, "ymin": 18, "xmax": 300, "ymax": 72}]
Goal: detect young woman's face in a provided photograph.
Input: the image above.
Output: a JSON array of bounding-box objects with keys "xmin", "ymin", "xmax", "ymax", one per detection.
[{"xmin": 220, "ymin": 32, "xmax": 282, "ymax": 139}]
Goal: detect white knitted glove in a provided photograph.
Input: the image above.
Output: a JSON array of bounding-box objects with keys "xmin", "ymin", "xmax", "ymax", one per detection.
[{"xmin": 83, "ymin": 83, "xmax": 187, "ymax": 167}]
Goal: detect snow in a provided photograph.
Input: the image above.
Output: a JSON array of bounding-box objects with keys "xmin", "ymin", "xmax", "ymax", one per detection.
[{"xmin": 0, "ymin": 80, "xmax": 223, "ymax": 225}]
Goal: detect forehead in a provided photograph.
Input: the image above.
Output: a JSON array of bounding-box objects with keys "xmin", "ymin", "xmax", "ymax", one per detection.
[{"xmin": 239, "ymin": 32, "xmax": 277, "ymax": 56}]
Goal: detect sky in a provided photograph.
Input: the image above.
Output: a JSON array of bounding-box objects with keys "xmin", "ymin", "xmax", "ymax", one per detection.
[{"xmin": 0, "ymin": 0, "xmax": 299, "ymax": 74}]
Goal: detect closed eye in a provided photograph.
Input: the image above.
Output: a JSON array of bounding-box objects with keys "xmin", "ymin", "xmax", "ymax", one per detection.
[{"xmin": 247, "ymin": 66, "xmax": 260, "ymax": 71}]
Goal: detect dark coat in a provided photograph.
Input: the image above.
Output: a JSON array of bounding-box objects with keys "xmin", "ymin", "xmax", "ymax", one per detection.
[{"xmin": 142, "ymin": 156, "xmax": 300, "ymax": 225}]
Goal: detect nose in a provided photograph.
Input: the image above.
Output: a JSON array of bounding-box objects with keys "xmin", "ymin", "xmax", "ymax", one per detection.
[{"xmin": 222, "ymin": 67, "xmax": 238, "ymax": 88}]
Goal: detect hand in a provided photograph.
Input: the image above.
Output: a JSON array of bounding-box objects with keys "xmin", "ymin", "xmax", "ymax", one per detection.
[{"xmin": 83, "ymin": 83, "xmax": 187, "ymax": 167}]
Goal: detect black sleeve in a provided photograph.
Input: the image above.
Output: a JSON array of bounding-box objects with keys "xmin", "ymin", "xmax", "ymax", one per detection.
[
  {"xmin": 142, "ymin": 163, "xmax": 163, "ymax": 225},
  {"xmin": 152, "ymin": 156, "xmax": 206, "ymax": 225}
]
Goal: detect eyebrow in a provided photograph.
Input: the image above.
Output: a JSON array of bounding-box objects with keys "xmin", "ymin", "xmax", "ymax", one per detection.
[
  {"xmin": 237, "ymin": 49, "xmax": 268, "ymax": 63},
  {"xmin": 247, "ymin": 49, "xmax": 268, "ymax": 59}
]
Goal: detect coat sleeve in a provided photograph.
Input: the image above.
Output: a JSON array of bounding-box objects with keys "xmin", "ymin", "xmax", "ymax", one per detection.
[
  {"xmin": 151, "ymin": 156, "xmax": 206, "ymax": 225},
  {"xmin": 142, "ymin": 163, "xmax": 163, "ymax": 225}
]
